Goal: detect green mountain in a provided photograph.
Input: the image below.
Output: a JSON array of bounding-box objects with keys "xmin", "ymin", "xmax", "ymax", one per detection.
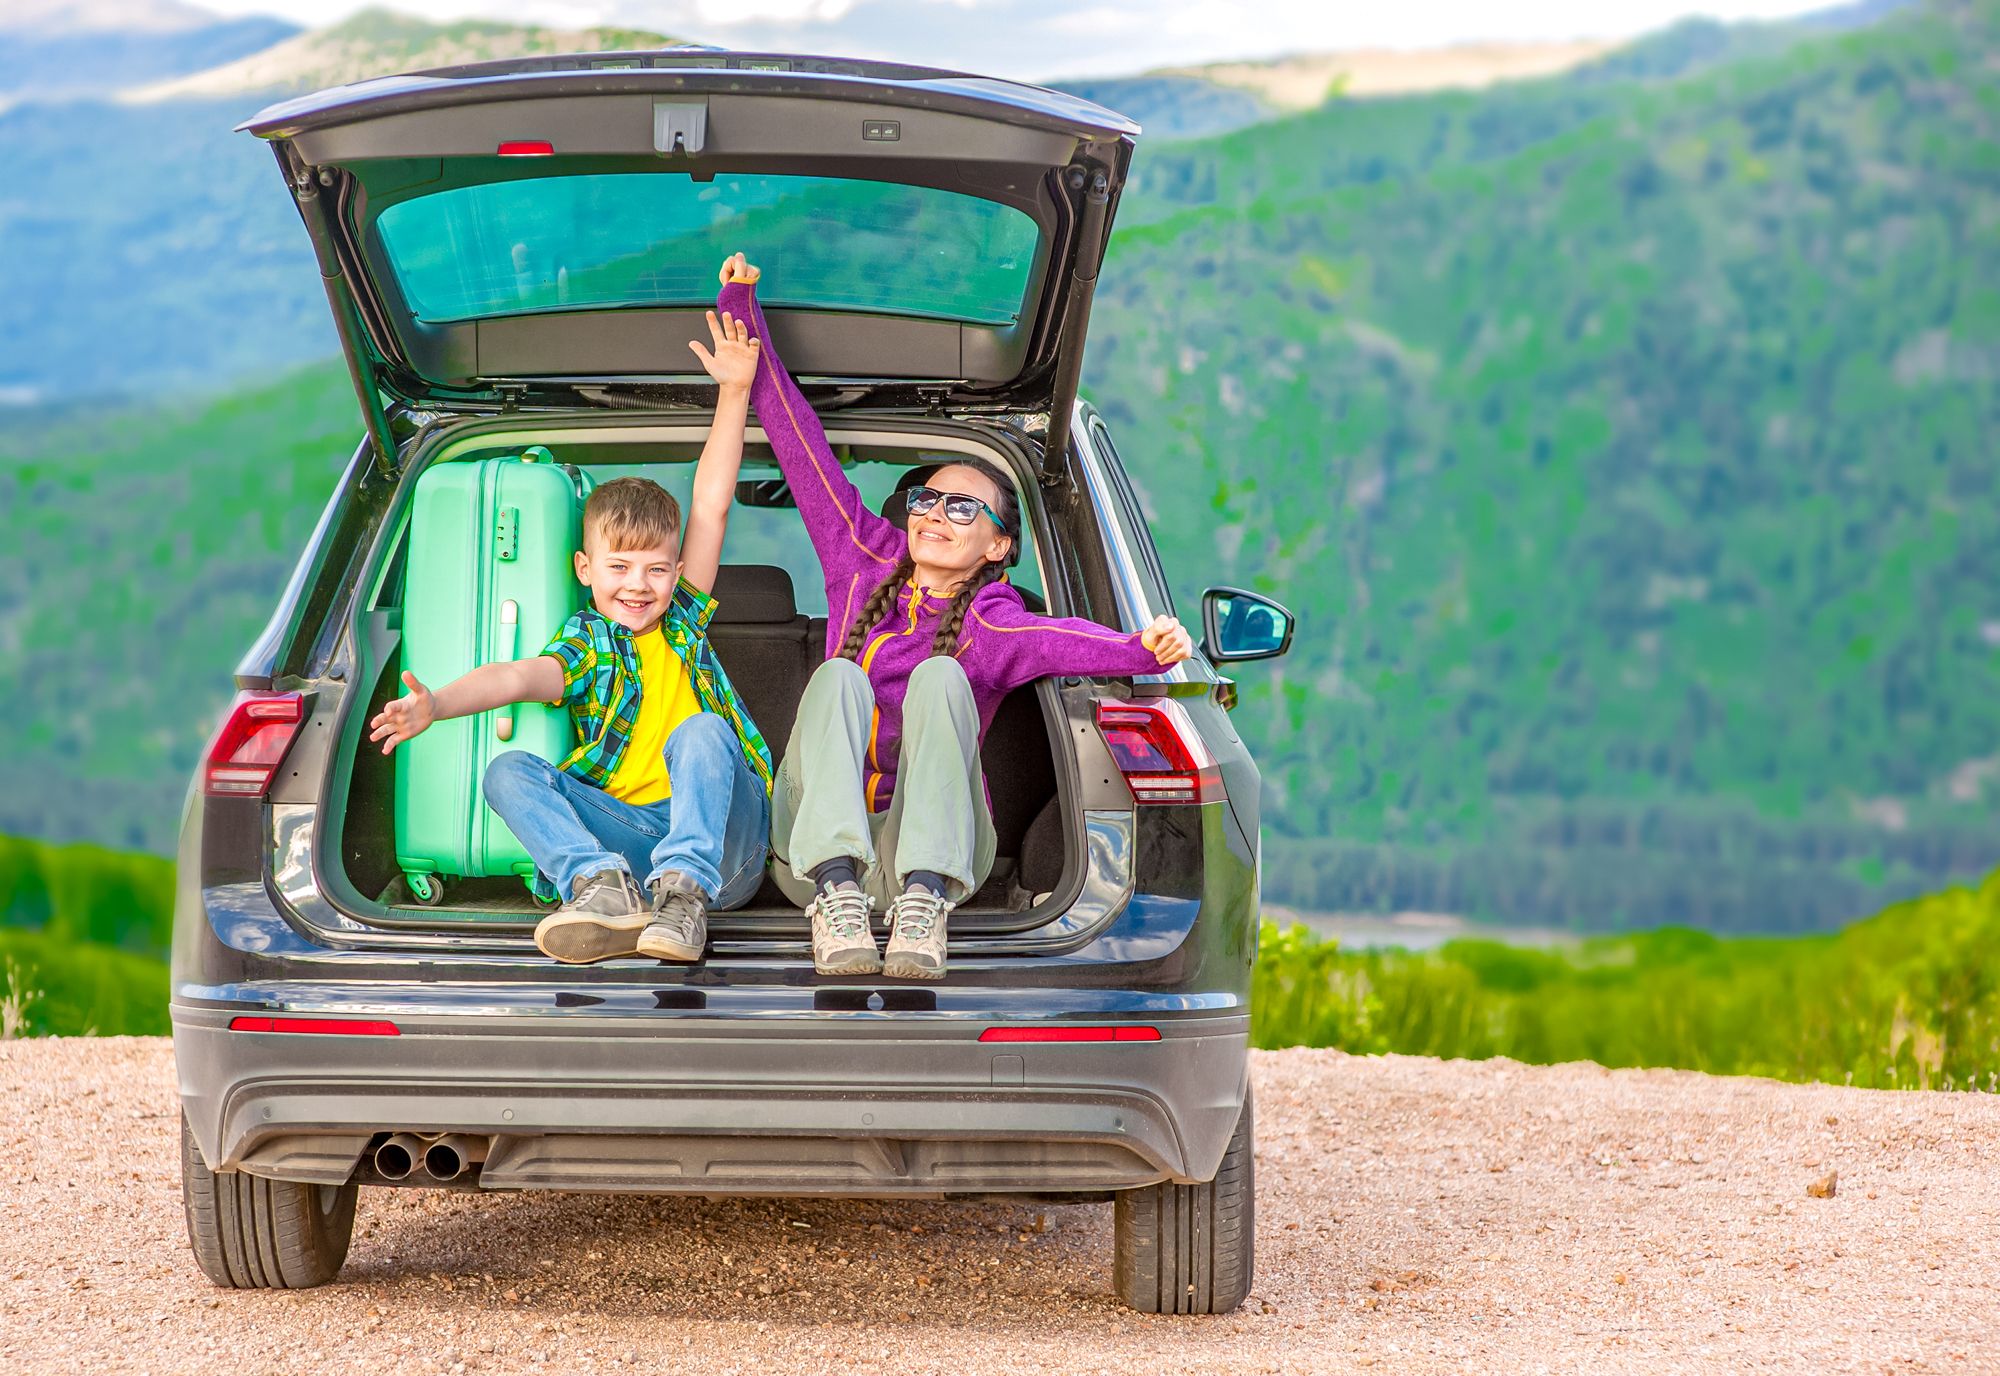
[
  {"xmin": 1, "ymin": 0, "xmax": 1993, "ymax": 934},
  {"xmin": 1089, "ymin": 0, "xmax": 2000, "ymax": 928},
  {"xmin": 0, "ymin": 364, "xmax": 362, "ymax": 848}
]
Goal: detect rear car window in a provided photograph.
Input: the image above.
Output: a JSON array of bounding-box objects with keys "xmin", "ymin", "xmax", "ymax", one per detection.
[
  {"xmin": 588, "ymin": 458, "xmax": 1045, "ymax": 617},
  {"xmin": 373, "ymin": 172, "xmax": 1042, "ymax": 326},
  {"xmin": 1086, "ymin": 419, "xmax": 1175, "ymax": 620}
]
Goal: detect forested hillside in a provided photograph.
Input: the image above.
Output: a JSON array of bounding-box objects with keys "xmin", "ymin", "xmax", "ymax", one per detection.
[
  {"xmin": 1090, "ymin": 0, "xmax": 2000, "ymax": 927},
  {"xmin": 1, "ymin": 0, "xmax": 1992, "ymax": 932},
  {"xmin": 0, "ymin": 366, "xmax": 362, "ymax": 849}
]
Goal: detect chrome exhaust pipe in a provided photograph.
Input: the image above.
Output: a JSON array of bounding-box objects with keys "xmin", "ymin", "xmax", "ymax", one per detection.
[
  {"xmin": 422, "ymin": 1134, "xmax": 488, "ymax": 1182},
  {"xmin": 373, "ymin": 1132, "xmax": 425, "ymax": 1180}
]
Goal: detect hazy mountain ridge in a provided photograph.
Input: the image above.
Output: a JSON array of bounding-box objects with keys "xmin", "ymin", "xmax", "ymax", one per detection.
[
  {"xmin": 129, "ymin": 6, "xmax": 685, "ymax": 100},
  {"xmin": 0, "ymin": 10, "xmax": 297, "ymax": 101}
]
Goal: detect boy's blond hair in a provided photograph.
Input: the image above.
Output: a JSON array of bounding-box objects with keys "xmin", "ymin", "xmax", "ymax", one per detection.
[{"xmin": 584, "ymin": 477, "xmax": 682, "ymax": 553}]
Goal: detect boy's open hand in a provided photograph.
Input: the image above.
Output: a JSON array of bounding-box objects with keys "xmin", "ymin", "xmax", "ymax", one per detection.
[
  {"xmin": 1141, "ymin": 614, "xmax": 1194, "ymax": 667},
  {"xmin": 719, "ymin": 251, "xmax": 760, "ymax": 287},
  {"xmin": 688, "ymin": 308, "xmax": 760, "ymax": 391},
  {"xmin": 368, "ymin": 671, "xmax": 435, "ymax": 753}
]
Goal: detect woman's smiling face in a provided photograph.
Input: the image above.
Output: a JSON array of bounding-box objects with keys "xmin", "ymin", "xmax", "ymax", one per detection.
[{"xmin": 906, "ymin": 463, "xmax": 1013, "ymax": 586}]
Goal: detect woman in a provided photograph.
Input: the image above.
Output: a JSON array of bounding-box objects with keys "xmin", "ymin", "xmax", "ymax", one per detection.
[{"xmin": 714, "ymin": 253, "xmax": 1193, "ymax": 978}]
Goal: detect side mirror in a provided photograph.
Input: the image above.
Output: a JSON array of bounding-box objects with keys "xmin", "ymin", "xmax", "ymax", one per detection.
[{"xmin": 1201, "ymin": 586, "xmax": 1294, "ymax": 663}]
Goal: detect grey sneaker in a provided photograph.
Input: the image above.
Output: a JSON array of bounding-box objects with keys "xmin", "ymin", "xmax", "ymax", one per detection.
[
  {"xmin": 808, "ymin": 883, "xmax": 880, "ymax": 975},
  {"xmin": 637, "ymin": 870, "xmax": 708, "ymax": 962},
  {"xmin": 882, "ymin": 887, "xmax": 952, "ymax": 980},
  {"xmin": 533, "ymin": 869, "xmax": 648, "ymax": 964}
]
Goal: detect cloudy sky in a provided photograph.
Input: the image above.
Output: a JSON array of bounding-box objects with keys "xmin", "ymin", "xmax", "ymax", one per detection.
[{"xmin": 194, "ymin": 0, "xmax": 1840, "ymax": 80}]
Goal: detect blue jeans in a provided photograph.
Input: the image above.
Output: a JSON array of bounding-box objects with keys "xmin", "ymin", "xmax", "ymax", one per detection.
[{"xmin": 483, "ymin": 713, "xmax": 770, "ymax": 910}]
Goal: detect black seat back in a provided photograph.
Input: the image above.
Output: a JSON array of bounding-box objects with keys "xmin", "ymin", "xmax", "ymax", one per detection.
[
  {"xmin": 981, "ymin": 684, "xmax": 1057, "ymax": 869},
  {"xmin": 706, "ymin": 565, "xmax": 812, "ymax": 760}
]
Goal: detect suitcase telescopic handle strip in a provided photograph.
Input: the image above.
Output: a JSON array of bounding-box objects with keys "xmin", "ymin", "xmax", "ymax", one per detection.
[{"xmin": 496, "ymin": 600, "xmax": 520, "ymax": 742}]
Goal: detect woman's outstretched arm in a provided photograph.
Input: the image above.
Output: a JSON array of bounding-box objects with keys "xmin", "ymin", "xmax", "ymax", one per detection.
[
  {"xmin": 716, "ymin": 257, "xmax": 903, "ymax": 582},
  {"xmin": 959, "ymin": 584, "xmax": 1193, "ymax": 692}
]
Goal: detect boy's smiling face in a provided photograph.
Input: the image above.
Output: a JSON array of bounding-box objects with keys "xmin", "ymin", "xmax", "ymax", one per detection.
[{"xmin": 575, "ymin": 519, "xmax": 681, "ymax": 636}]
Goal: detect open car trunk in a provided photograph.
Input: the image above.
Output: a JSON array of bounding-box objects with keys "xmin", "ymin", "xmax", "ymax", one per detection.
[
  {"xmin": 318, "ymin": 413, "xmax": 1103, "ymax": 945},
  {"xmin": 241, "ymin": 50, "xmax": 1137, "ymax": 487}
]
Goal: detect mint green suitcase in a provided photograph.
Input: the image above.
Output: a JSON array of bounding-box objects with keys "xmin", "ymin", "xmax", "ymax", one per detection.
[{"xmin": 394, "ymin": 448, "xmax": 593, "ymax": 905}]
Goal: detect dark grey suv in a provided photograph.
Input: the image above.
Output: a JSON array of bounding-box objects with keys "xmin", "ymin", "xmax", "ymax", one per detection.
[{"xmin": 174, "ymin": 48, "xmax": 1295, "ymax": 1315}]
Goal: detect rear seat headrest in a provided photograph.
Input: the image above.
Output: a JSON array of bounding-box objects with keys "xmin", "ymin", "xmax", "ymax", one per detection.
[{"xmin": 710, "ymin": 564, "xmax": 799, "ymax": 623}]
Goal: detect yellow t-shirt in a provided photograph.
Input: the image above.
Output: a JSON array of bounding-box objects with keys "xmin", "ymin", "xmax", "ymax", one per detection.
[{"xmin": 604, "ymin": 626, "xmax": 703, "ymax": 805}]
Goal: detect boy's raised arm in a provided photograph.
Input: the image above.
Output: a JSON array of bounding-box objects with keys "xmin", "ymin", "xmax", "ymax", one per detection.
[
  {"xmin": 368, "ymin": 655, "xmax": 565, "ymax": 754},
  {"xmin": 678, "ymin": 295, "xmax": 762, "ymax": 596}
]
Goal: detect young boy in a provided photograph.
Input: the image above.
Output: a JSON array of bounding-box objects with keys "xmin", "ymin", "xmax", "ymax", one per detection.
[{"xmin": 368, "ymin": 272, "xmax": 773, "ymax": 964}]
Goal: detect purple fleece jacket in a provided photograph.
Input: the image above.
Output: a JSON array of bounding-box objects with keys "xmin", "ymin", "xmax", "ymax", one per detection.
[{"xmin": 720, "ymin": 278, "xmax": 1165, "ymax": 813}]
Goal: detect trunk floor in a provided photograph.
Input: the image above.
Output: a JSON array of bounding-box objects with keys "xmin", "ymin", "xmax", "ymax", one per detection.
[{"xmin": 379, "ymin": 866, "xmax": 1032, "ymax": 918}]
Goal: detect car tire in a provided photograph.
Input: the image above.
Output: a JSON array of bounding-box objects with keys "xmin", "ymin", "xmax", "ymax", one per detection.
[
  {"xmin": 180, "ymin": 1111, "xmax": 357, "ymax": 1288},
  {"xmin": 1113, "ymin": 1088, "xmax": 1255, "ymax": 1314}
]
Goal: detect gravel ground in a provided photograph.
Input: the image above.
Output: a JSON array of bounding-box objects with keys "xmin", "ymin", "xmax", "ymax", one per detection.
[{"xmin": 3, "ymin": 1038, "xmax": 1998, "ymax": 1375}]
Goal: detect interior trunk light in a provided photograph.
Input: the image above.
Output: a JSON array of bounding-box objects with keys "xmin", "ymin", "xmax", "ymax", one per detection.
[
  {"xmin": 978, "ymin": 1026, "xmax": 1162, "ymax": 1043},
  {"xmin": 229, "ymin": 1017, "xmax": 401, "ymax": 1035},
  {"xmin": 201, "ymin": 691, "xmax": 306, "ymax": 797},
  {"xmin": 496, "ymin": 140, "xmax": 555, "ymax": 156},
  {"xmin": 1095, "ymin": 699, "xmax": 1225, "ymax": 804}
]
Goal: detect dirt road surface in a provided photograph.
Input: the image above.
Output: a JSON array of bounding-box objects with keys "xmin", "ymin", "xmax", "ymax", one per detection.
[{"xmin": 3, "ymin": 1038, "xmax": 1997, "ymax": 1374}]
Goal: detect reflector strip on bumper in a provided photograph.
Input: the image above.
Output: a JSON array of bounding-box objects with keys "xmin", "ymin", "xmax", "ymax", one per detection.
[
  {"xmin": 228, "ymin": 1016, "xmax": 401, "ymax": 1036},
  {"xmin": 978, "ymin": 1025, "xmax": 1161, "ymax": 1043}
]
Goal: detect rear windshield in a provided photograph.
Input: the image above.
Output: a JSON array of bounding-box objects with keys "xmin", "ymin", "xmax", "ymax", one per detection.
[{"xmin": 372, "ymin": 172, "xmax": 1042, "ymax": 326}]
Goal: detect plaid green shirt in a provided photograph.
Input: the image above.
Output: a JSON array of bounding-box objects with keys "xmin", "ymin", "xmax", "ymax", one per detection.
[{"xmin": 540, "ymin": 581, "xmax": 774, "ymax": 799}]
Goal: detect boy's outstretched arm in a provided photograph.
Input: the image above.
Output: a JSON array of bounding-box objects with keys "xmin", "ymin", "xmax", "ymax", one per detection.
[
  {"xmin": 679, "ymin": 269, "xmax": 763, "ymax": 596},
  {"xmin": 368, "ymin": 656, "xmax": 564, "ymax": 754}
]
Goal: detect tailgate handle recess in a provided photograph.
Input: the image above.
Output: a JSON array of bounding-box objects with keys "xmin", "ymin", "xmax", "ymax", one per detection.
[{"xmin": 654, "ymin": 100, "xmax": 708, "ymax": 156}]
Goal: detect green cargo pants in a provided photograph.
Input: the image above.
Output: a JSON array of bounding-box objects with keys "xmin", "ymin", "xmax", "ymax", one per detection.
[{"xmin": 769, "ymin": 656, "xmax": 997, "ymax": 908}]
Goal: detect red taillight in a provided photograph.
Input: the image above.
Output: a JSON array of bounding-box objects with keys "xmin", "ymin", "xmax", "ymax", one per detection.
[
  {"xmin": 229, "ymin": 1017, "xmax": 400, "ymax": 1035},
  {"xmin": 1095, "ymin": 699, "xmax": 1224, "ymax": 804},
  {"xmin": 202, "ymin": 691, "xmax": 305, "ymax": 797},
  {"xmin": 497, "ymin": 140, "xmax": 555, "ymax": 156},
  {"xmin": 978, "ymin": 1026, "xmax": 1161, "ymax": 1043}
]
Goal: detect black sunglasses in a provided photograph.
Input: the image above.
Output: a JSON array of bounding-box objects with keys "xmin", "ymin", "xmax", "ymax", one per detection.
[{"xmin": 904, "ymin": 485, "xmax": 1006, "ymax": 531}]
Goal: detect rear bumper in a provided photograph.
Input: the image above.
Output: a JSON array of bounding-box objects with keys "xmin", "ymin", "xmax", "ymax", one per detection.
[{"xmin": 173, "ymin": 1006, "xmax": 1250, "ymax": 1196}]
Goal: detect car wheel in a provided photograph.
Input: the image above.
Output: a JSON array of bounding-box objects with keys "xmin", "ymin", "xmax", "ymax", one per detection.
[
  {"xmin": 180, "ymin": 1111, "xmax": 357, "ymax": 1288},
  {"xmin": 1113, "ymin": 1089, "xmax": 1254, "ymax": 1314}
]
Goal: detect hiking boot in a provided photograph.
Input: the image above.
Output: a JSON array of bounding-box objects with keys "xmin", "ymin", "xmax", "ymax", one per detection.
[
  {"xmin": 637, "ymin": 870, "xmax": 708, "ymax": 962},
  {"xmin": 882, "ymin": 887, "xmax": 952, "ymax": 981},
  {"xmin": 533, "ymin": 869, "xmax": 649, "ymax": 964},
  {"xmin": 808, "ymin": 882, "xmax": 880, "ymax": 975}
]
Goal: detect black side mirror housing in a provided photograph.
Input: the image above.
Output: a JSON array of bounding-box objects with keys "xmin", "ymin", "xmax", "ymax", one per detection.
[{"xmin": 1201, "ymin": 586, "xmax": 1295, "ymax": 663}]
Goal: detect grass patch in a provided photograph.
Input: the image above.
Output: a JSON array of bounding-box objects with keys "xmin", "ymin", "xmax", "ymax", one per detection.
[
  {"xmin": 1252, "ymin": 869, "xmax": 2000, "ymax": 1090},
  {"xmin": 0, "ymin": 928, "xmax": 168, "ymax": 1038}
]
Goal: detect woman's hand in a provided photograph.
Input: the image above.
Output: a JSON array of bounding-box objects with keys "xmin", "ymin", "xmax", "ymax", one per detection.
[
  {"xmin": 1141, "ymin": 614, "xmax": 1194, "ymax": 666},
  {"xmin": 688, "ymin": 308, "xmax": 760, "ymax": 391},
  {"xmin": 368, "ymin": 671, "xmax": 435, "ymax": 754},
  {"xmin": 718, "ymin": 251, "xmax": 760, "ymax": 287}
]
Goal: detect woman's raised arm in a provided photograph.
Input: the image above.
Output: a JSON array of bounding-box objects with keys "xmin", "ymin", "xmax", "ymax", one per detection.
[{"xmin": 717, "ymin": 261, "xmax": 904, "ymax": 581}]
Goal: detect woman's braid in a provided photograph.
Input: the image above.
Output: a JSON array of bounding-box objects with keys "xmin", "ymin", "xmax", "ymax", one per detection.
[
  {"xmin": 930, "ymin": 558, "xmax": 1007, "ymax": 657},
  {"xmin": 838, "ymin": 554, "xmax": 915, "ymax": 662}
]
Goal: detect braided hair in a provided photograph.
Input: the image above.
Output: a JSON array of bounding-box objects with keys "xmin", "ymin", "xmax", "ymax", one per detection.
[{"xmin": 838, "ymin": 457, "xmax": 1021, "ymax": 663}]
